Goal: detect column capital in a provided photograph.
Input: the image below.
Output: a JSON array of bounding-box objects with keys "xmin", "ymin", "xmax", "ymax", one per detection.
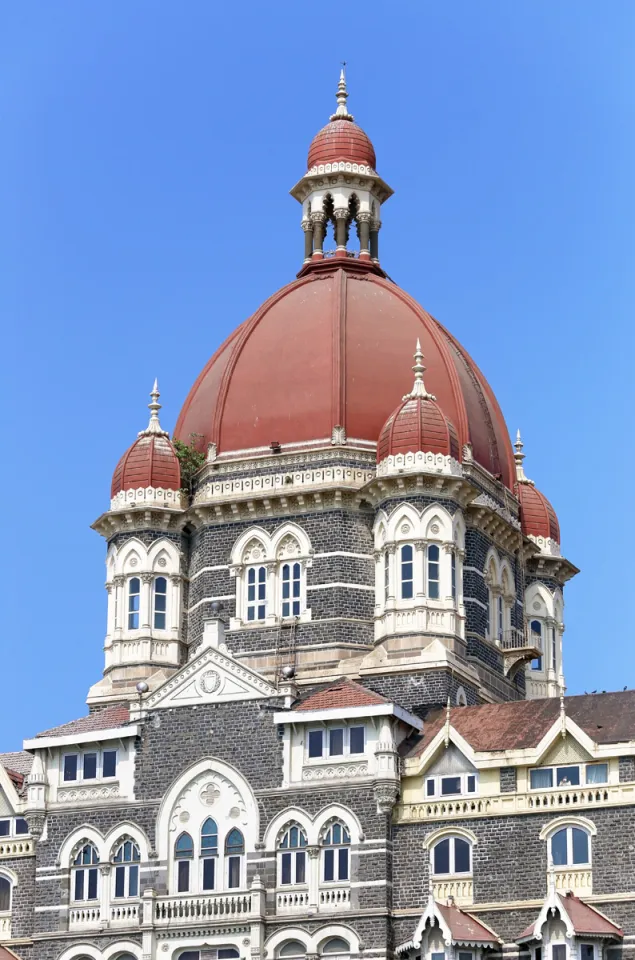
[{"xmin": 333, "ymin": 207, "xmax": 349, "ymax": 219}]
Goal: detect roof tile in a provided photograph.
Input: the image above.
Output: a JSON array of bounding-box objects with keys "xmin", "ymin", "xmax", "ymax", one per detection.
[
  {"xmin": 35, "ymin": 704, "xmax": 131, "ymax": 739},
  {"xmin": 294, "ymin": 679, "xmax": 388, "ymax": 712}
]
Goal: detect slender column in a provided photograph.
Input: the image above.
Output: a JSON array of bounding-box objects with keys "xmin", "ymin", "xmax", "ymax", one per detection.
[
  {"xmin": 169, "ymin": 575, "xmax": 181, "ymax": 635},
  {"xmin": 307, "ymin": 846, "xmax": 320, "ymax": 908},
  {"xmin": 334, "ymin": 208, "xmax": 348, "ymax": 257},
  {"xmin": 141, "ymin": 574, "xmax": 153, "ymax": 630},
  {"xmin": 370, "ymin": 219, "xmax": 381, "ymax": 261},
  {"xmin": 302, "ymin": 219, "xmax": 314, "ymax": 262},
  {"xmin": 311, "ymin": 212, "xmax": 325, "ymax": 259},
  {"xmin": 358, "ymin": 212, "xmax": 371, "ymax": 259},
  {"xmin": 113, "ymin": 576, "xmax": 125, "ymax": 635},
  {"xmin": 414, "ymin": 541, "xmax": 426, "ymax": 600}
]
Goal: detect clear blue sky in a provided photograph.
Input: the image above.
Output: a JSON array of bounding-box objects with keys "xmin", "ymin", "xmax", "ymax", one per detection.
[{"xmin": 1, "ymin": 2, "xmax": 633, "ymax": 749}]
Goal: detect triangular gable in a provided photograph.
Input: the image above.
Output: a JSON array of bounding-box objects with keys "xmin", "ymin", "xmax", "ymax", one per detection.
[
  {"xmin": 424, "ymin": 742, "xmax": 477, "ymax": 778},
  {"xmin": 540, "ymin": 732, "xmax": 593, "ymax": 766},
  {"xmin": 412, "ymin": 723, "xmax": 478, "ymax": 775},
  {"xmin": 0, "ymin": 764, "xmax": 22, "ymax": 813},
  {"xmin": 534, "ymin": 715, "xmax": 598, "ymax": 766},
  {"xmin": 144, "ymin": 639, "xmax": 277, "ymax": 710}
]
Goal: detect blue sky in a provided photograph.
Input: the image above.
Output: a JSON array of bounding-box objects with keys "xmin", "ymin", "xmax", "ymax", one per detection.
[{"xmin": 1, "ymin": 2, "xmax": 633, "ymax": 749}]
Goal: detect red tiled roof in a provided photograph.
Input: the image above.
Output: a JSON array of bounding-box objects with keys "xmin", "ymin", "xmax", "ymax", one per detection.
[
  {"xmin": 437, "ymin": 901, "xmax": 501, "ymax": 944},
  {"xmin": 308, "ymin": 118, "xmax": 376, "ymax": 169},
  {"xmin": 518, "ymin": 894, "xmax": 622, "ymax": 941},
  {"xmin": 517, "ymin": 481, "xmax": 560, "ymax": 543},
  {"xmin": 407, "ymin": 690, "xmax": 635, "ymax": 757},
  {"xmin": 35, "ymin": 704, "xmax": 130, "ymax": 739},
  {"xmin": 294, "ymin": 679, "xmax": 388, "ymax": 712},
  {"xmin": 0, "ymin": 947, "xmax": 24, "ymax": 960},
  {"xmin": 377, "ymin": 396, "xmax": 459, "ymax": 462},
  {"xmin": 0, "ymin": 751, "xmax": 32, "ymax": 778},
  {"xmin": 5, "ymin": 769, "xmax": 24, "ymax": 790},
  {"xmin": 111, "ymin": 433, "xmax": 181, "ymax": 498}
]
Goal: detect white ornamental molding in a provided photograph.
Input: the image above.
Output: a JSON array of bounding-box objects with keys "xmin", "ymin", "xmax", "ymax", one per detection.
[
  {"xmin": 307, "ymin": 160, "xmax": 375, "ymax": 176},
  {"xmin": 110, "ymin": 486, "xmax": 185, "ymax": 511},
  {"xmin": 57, "ymin": 784, "xmax": 120, "ymax": 803},
  {"xmin": 528, "ymin": 534, "xmax": 561, "ymax": 557},
  {"xmin": 376, "ymin": 451, "xmax": 462, "ymax": 479},
  {"xmin": 193, "ymin": 467, "xmax": 375, "ymax": 505},
  {"xmin": 302, "ymin": 763, "xmax": 369, "ymax": 782}
]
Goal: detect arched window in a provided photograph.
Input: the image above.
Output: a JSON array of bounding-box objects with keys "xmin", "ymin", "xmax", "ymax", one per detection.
[
  {"xmin": 72, "ymin": 843, "xmax": 100, "ymax": 901},
  {"xmin": 427, "ymin": 544, "xmax": 440, "ymax": 598},
  {"xmin": 128, "ymin": 577, "xmax": 140, "ymax": 630},
  {"xmin": 218, "ymin": 951, "xmax": 240, "ymax": 960},
  {"xmin": 0, "ymin": 875, "xmax": 11, "ymax": 913},
  {"xmin": 113, "ymin": 839, "xmax": 140, "ymax": 898},
  {"xmin": 177, "ymin": 953, "xmax": 200, "ymax": 960},
  {"xmin": 551, "ymin": 826, "xmax": 590, "ymax": 866},
  {"xmin": 282, "ymin": 562, "xmax": 301, "ymax": 618},
  {"xmin": 153, "ymin": 576, "xmax": 167, "ymax": 629},
  {"xmin": 201, "ymin": 818, "xmax": 218, "ymax": 891},
  {"xmin": 247, "ymin": 566, "xmax": 267, "ymax": 622},
  {"xmin": 321, "ymin": 820, "xmax": 351, "ymax": 882},
  {"xmin": 497, "ymin": 595, "xmax": 504, "ymax": 643},
  {"xmin": 384, "ymin": 550, "xmax": 390, "ymax": 602},
  {"xmin": 278, "ymin": 941, "xmax": 307, "ymax": 958},
  {"xmin": 431, "ymin": 836, "xmax": 472, "ymax": 876},
  {"xmin": 278, "ymin": 823, "xmax": 308, "ymax": 886},
  {"xmin": 175, "ymin": 832, "xmax": 194, "ymax": 893},
  {"xmin": 400, "ymin": 544, "xmax": 414, "ymax": 599},
  {"xmin": 530, "ymin": 619, "xmax": 543, "ymax": 670},
  {"xmin": 321, "ymin": 939, "xmax": 350, "ymax": 955},
  {"xmin": 451, "ymin": 552, "xmax": 456, "ymax": 600},
  {"xmin": 225, "ymin": 828, "xmax": 244, "ymax": 889}
]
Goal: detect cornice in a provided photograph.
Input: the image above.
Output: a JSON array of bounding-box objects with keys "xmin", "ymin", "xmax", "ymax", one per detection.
[{"xmin": 92, "ymin": 506, "xmax": 185, "ymax": 539}]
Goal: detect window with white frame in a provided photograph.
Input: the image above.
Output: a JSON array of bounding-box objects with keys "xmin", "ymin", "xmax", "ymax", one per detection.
[
  {"xmin": 431, "ymin": 835, "xmax": 472, "ymax": 876},
  {"xmin": 281, "ymin": 562, "xmax": 302, "ymax": 618},
  {"xmin": 72, "ymin": 843, "xmax": 100, "ymax": 901},
  {"xmin": 153, "ymin": 576, "xmax": 168, "ymax": 629},
  {"xmin": 128, "ymin": 577, "xmax": 141, "ymax": 629},
  {"xmin": 278, "ymin": 823, "xmax": 308, "ymax": 886},
  {"xmin": 321, "ymin": 939, "xmax": 350, "ymax": 956},
  {"xmin": 425, "ymin": 772, "xmax": 477, "ymax": 798},
  {"xmin": 549, "ymin": 825, "xmax": 590, "ymax": 866},
  {"xmin": 201, "ymin": 817, "xmax": 218, "ymax": 891},
  {"xmin": 232, "ymin": 526, "xmax": 312, "ymax": 627},
  {"xmin": 0, "ymin": 817, "xmax": 28, "ymax": 838},
  {"xmin": 307, "ymin": 725, "xmax": 366, "ymax": 760},
  {"xmin": 277, "ymin": 941, "xmax": 307, "ymax": 958},
  {"xmin": 0, "ymin": 874, "xmax": 12, "ymax": 914},
  {"xmin": 225, "ymin": 828, "xmax": 244, "ymax": 889},
  {"xmin": 384, "ymin": 549, "xmax": 390, "ymax": 602},
  {"xmin": 62, "ymin": 748, "xmax": 117, "ymax": 783},
  {"xmin": 529, "ymin": 763, "xmax": 608, "ymax": 790},
  {"xmin": 112, "ymin": 839, "xmax": 140, "ymax": 898},
  {"xmin": 451, "ymin": 552, "xmax": 456, "ymax": 600},
  {"xmin": 321, "ymin": 820, "xmax": 350, "ymax": 882},
  {"xmin": 175, "ymin": 832, "xmax": 194, "ymax": 892},
  {"xmin": 530, "ymin": 619, "xmax": 543, "ymax": 670},
  {"xmin": 427, "ymin": 544, "xmax": 440, "ymax": 598},
  {"xmin": 400, "ymin": 544, "xmax": 414, "ymax": 599},
  {"xmin": 246, "ymin": 565, "xmax": 267, "ymax": 621}
]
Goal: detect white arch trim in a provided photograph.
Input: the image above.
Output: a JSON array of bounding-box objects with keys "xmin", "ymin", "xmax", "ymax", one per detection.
[
  {"xmin": 263, "ymin": 806, "xmax": 314, "ymax": 849},
  {"xmin": 57, "ymin": 822, "xmax": 151, "ymax": 867},
  {"xmin": 58, "ymin": 824, "xmax": 104, "ymax": 868},
  {"xmin": 265, "ymin": 923, "xmax": 361, "ymax": 958},
  {"xmin": 231, "ymin": 522, "xmax": 312, "ymax": 566},
  {"xmin": 422, "ymin": 824, "xmax": 478, "ymax": 850},
  {"xmin": 156, "ymin": 756, "xmax": 260, "ymax": 861},
  {"xmin": 57, "ymin": 943, "xmax": 142, "ymax": 960},
  {"xmin": 539, "ymin": 815, "xmax": 597, "ymax": 841},
  {"xmin": 314, "ymin": 803, "xmax": 363, "ymax": 844},
  {"xmin": 0, "ymin": 864, "xmax": 18, "ymax": 887},
  {"xmin": 104, "ymin": 820, "xmax": 151, "ymax": 861}
]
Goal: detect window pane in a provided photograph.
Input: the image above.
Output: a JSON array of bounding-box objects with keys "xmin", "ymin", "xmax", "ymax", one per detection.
[
  {"xmin": 203, "ymin": 858, "xmax": 215, "ymax": 891},
  {"xmin": 580, "ymin": 946, "xmax": 594, "ymax": 960},
  {"xmin": 467, "ymin": 775, "xmax": 476, "ymax": 793},
  {"xmin": 459, "ymin": 953, "xmax": 473, "ymax": 960},
  {"xmin": 401, "ymin": 544, "xmax": 413, "ymax": 599},
  {"xmin": 572, "ymin": 828, "xmax": 589, "ymax": 864},
  {"xmin": 226, "ymin": 829, "xmax": 244, "ymax": 854},
  {"xmin": 433, "ymin": 838, "xmax": 450, "ymax": 874},
  {"xmin": 324, "ymin": 848, "xmax": 334, "ymax": 881},
  {"xmin": 64, "ymin": 755, "xmax": 78, "ymax": 781},
  {"xmin": 552, "ymin": 946, "xmax": 566, "ymax": 960},
  {"xmin": 115, "ymin": 865, "xmax": 125, "ymax": 898},
  {"xmin": 154, "ymin": 611, "xmax": 166, "ymax": 629},
  {"xmin": 281, "ymin": 852, "xmax": 291, "ymax": 885},
  {"xmin": 349, "ymin": 727, "xmax": 365, "ymax": 754},
  {"xmin": 219, "ymin": 952, "xmax": 240, "ymax": 959},
  {"xmin": 129, "ymin": 864, "xmax": 139, "ymax": 898},
  {"xmin": 74, "ymin": 870, "xmax": 84, "ymax": 901},
  {"xmin": 296, "ymin": 851, "xmax": 306, "ymax": 884},
  {"xmin": 530, "ymin": 768, "xmax": 553, "ymax": 789},
  {"xmin": 0, "ymin": 878, "xmax": 9, "ymax": 911},
  {"xmin": 83, "ymin": 753, "xmax": 97, "ymax": 780},
  {"xmin": 103, "ymin": 751, "xmax": 117, "ymax": 778},
  {"xmin": 15, "ymin": 818, "xmax": 28, "ymax": 835},
  {"xmin": 441, "ymin": 776, "xmax": 461, "ymax": 796},
  {"xmin": 338, "ymin": 847, "xmax": 349, "ymax": 880},
  {"xmin": 178, "ymin": 859, "xmax": 190, "ymax": 892},
  {"xmin": 0, "ymin": 821, "xmax": 9, "ymax": 837},
  {"xmin": 228, "ymin": 855, "xmax": 241, "ymax": 888},
  {"xmin": 87, "ymin": 868, "xmax": 98, "ymax": 900},
  {"xmin": 308, "ymin": 730, "xmax": 323, "ymax": 758},
  {"xmin": 556, "ymin": 766, "xmax": 580, "ymax": 787},
  {"xmin": 551, "ymin": 829, "xmax": 568, "ymax": 866},
  {"xmin": 586, "ymin": 763, "xmax": 608, "ymax": 785},
  {"xmin": 454, "ymin": 838, "xmax": 471, "ymax": 873},
  {"xmin": 175, "ymin": 833, "xmax": 194, "ymax": 858},
  {"xmin": 329, "ymin": 729, "xmax": 344, "ymax": 756},
  {"xmin": 426, "ymin": 779, "xmax": 435, "ymax": 797}
]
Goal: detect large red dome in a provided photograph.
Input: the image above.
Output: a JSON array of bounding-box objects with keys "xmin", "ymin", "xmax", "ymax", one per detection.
[{"xmin": 175, "ymin": 261, "xmax": 516, "ymax": 489}]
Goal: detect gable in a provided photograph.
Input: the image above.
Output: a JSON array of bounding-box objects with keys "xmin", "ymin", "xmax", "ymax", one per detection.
[
  {"xmin": 0, "ymin": 786, "xmax": 13, "ymax": 817},
  {"xmin": 540, "ymin": 733, "xmax": 592, "ymax": 766},
  {"xmin": 145, "ymin": 641, "xmax": 277, "ymax": 710},
  {"xmin": 425, "ymin": 743, "xmax": 476, "ymax": 777}
]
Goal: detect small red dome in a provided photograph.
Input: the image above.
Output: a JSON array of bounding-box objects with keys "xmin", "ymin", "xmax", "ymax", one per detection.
[
  {"xmin": 308, "ymin": 118, "xmax": 376, "ymax": 170},
  {"xmin": 111, "ymin": 434, "xmax": 181, "ymax": 499},
  {"xmin": 517, "ymin": 482, "xmax": 560, "ymax": 543},
  {"xmin": 377, "ymin": 389, "xmax": 459, "ymax": 462}
]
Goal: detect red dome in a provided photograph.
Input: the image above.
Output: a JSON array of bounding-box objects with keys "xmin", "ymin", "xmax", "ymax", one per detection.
[
  {"xmin": 308, "ymin": 118, "xmax": 376, "ymax": 170},
  {"xmin": 111, "ymin": 434, "xmax": 181, "ymax": 499},
  {"xmin": 378, "ymin": 396, "xmax": 459, "ymax": 462},
  {"xmin": 517, "ymin": 482, "xmax": 560, "ymax": 543},
  {"xmin": 175, "ymin": 261, "xmax": 516, "ymax": 489}
]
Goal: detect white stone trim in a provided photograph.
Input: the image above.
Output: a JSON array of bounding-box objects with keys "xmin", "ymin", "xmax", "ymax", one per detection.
[
  {"xmin": 307, "ymin": 582, "xmax": 374, "ymax": 592},
  {"xmin": 376, "ymin": 452, "xmax": 462, "ymax": 478},
  {"xmin": 274, "ymin": 703, "xmax": 421, "ymax": 728},
  {"xmin": 109, "ymin": 486, "xmax": 184, "ymax": 511},
  {"xmin": 24, "ymin": 725, "xmax": 138, "ymax": 751}
]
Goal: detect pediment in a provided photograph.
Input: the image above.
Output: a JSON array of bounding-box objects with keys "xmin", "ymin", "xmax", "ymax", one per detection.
[
  {"xmin": 539, "ymin": 732, "xmax": 592, "ymax": 765},
  {"xmin": 145, "ymin": 641, "xmax": 277, "ymax": 710}
]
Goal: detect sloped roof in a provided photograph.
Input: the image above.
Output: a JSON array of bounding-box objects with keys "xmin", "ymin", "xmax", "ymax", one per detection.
[
  {"xmin": 518, "ymin": 893, "xmax": 622, "ymax": 941},
  {"xmin": 407, "ymin": 691, "xmax": 635, "ymax": 757},
  {"xmin": 293, "ymin": 679, "xmax": 389, "ymax": 712},
  {"xmin": 34, "ymin": 704, "xmax": 130, "ymax": 739},
  {"xmin": 0, "ymin": 751, "xmax": 32, "ymax": 777},
  {"xmin": 0, "ymin": 946, "xmax": 24, "ymax": 960},
  {"xmin": 437, "ymin": 901, "xmax": 500, "ymax": 944}
]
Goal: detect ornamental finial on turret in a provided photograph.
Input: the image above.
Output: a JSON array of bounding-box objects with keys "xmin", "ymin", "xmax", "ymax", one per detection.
[
  {"xmin": 403, "ymin": 340, "xmax": 436, "ymax": 402},
  {"xmin": 139, "ymin": 379, "xmax": 169, "ymax": 438},
  {"xmin": 514, "ymin": 429, "xmax": 534, "ymax": 485},
  {"xmin": 330, "ymin": 64, "xmax": 354, "ymax": 122}
]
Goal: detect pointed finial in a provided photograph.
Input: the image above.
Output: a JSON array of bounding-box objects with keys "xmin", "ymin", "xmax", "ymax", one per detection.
[
  {"xmin": 548, "ymin": 863, "xmax": 557, "ymax": 896},
  {"xmin": 330, "ymin": 64, "xmax": 354, "ymax": 121},
  {"xmin": 513, "ymin": 428, "xmax": 533, "ymax": 485},
  {"xmin": 403, "ymin": 341, "xmax": 436, "ymax": 401},
  {"xmin": 559, "ymin": 676, "xmax": 567, "ymax": 738},
  {"xmin": 139, "ymin": 380, "xmax": 169, "ymax": 437},
  {"xmin": 444, "ymin": 695, "xmax": 451, "ymax": 748}
]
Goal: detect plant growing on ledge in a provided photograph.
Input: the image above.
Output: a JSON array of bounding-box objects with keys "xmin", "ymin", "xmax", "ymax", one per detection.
[{"xmin": 172, "ymin": 433, "xmax": 205, "ymax": 496}]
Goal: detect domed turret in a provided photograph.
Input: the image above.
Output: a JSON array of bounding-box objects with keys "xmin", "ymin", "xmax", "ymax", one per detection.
[
  {"xmin": 514, "ymin": 430, "xmax": 560, "ymax": 552},
  {"xmin": 307, "ymin": 70, "xmax": 377, "ymax": 171},
  {"xmin": 377, "ymin": 342, "xmax": 460, "ymax": 466}
]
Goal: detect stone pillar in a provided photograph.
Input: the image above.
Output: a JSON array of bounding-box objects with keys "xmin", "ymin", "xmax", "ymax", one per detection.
[
  {"xmin": 414, "ymin": 541, "xmax": 426, "ymax": 601},
  {"xmin": 302, "ymin": 220, "xmax": 314, "ymax": 262},
  {"xmin": 141, "ymin": 574, "xmax": 153, "ymax": 630},
  {"xmin": 334, "ymin": 208, "xmax": 348, "ymax": 257},
  {"xmin": 370, "ymin": 219, "xmax": 381, "ymax": 261},
  {"xmin": 99, "ymin": 863, "xmax": 111, "ymax": 925},
  {"xmin": 141, "ymin": 887, "xmax": 156, "ymax": 959},
  {"xmin": 311, "ymin": 212, "xmax": 325, "ymax": 259},
  {"xmin": 250, "ymin": 874, "xmax": 266, "ymax": 960},
  {"xmin": 358, "ymin": 213, "xmax": 371, "ymax": 259},
  {"xmin": 113, "ymin": 576, "xmax": 125, "ymax": 635}
]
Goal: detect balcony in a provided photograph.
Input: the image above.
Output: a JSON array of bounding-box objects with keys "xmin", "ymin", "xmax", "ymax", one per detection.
[
  {"xmin": 319, "ymin": 886, "xmax": 350, "ymax": 910},
  {"xmin": 554, "ymin": 867, "xmax": 592, "ymax": 896},
  {"xmin": 276, "ymin": 888, "xmax": 310, "ymax": 913},
  {"xmin": 154, "ymin": 891, "xmax": 253, "ymax": 925},
  {"xmin": 69, "ymin": 905, "xmax": 103, "ymax": 929},
  {"xmin": 110, "ymin": 901, "xmax": 140, "ymax": 925},
  {"xmin": 0, "ymin": 838, "xmax": 33, "ymax": 859},
  {"xmin": 499, "ymin": 628, "xmax": 542, "ymax": 674},
  {"xmin": 432, "ymin": 878, "xmax": 473, "ymax": 906}
]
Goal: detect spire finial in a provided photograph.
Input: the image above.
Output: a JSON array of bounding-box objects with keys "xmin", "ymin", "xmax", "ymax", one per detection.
[
  {"xmin": 330, "ymin": 63, "xmax": 354, "ymax": 122},
  {"xmin": 403, "ymin": 341, "xmax": 436, "ymax": 401},
  {"xmin": 444, "ymin": 695, "xmax": 451, "ymax": 748},
  {"xmin": 139, "ymin": 379, "xmax": 169, "ymax": 437},
  {"xmin": 514, "ymin": 428, "xmax": 533, "ymax": 485},
  {"xmin": 559, "ymin": 675, "xmax": 567, "ymax": 738}
]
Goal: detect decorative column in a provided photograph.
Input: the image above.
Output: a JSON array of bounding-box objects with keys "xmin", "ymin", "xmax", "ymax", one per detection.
[
  {"xmin": 141, "ymin": 574, "xmax": 153, "ymax": 630},
  {"xmin": 25, "ymin": 751, "xmax": 47, "ymax": 841},
  {"xmin": 307, "ymin": 845, "xmax": 320, "ymax": 908},
  {"xmin": 414, "ymin": 541, "xmax": 426, "ymax": 602},
  {"xmin": 357, "ymin": 212, "xmax": 371, "ymax": 259},
  {"xmin": 250, "ymin": 874, "xmax": 266, "ymax": 960},
  {"xmin": 373, "ymin": 717, "xmax": 400, "ymax": 815},
  {"xmin": 334, "ymin": 208, "xmax": 348, "ymax": 257},
  {"xmin": 311, "ymin": 212, "xmax": 326, "ymax": 259},
  {"xmin": 140, "ymin": 887, "xmax": 156, "ymax": 959},
  {"xmin": 301, "ymin": 219, "xmax": 314, "ymax": 262},
  {"xmin": 99, "ymin": 863, "xmax": 111, "ymax": 924},
  {"xmin": 265, "ymin": 562, "xmax": 277, "ymax": 624},
  {"xmin": 370, "ymin": 219, "xmax": 381, "ymax": 261},
  {"xmin": 169, "ymin": 575, "xmax": 181, "ymax": 635}
]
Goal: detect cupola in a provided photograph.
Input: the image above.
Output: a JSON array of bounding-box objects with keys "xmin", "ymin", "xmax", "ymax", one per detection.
[
  {"xmin": 514, "ymin": 430, "xmax": 560, "ymax": 552},
  {"xmin": 377, "ymin": 343, "xmax": 460, "ymax": 474},
  {"xmin": 110, "ymin": 381, "xmax": 182, "ymax": 509}
]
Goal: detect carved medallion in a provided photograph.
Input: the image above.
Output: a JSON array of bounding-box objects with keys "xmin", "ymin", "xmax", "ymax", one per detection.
[
  {"xmin": 200, "ymin": 670, "xmax": 221, "ymax": 694},
  {"xmin": 200, "ymin": 783, "xmax": 221, "ymax": 806}
]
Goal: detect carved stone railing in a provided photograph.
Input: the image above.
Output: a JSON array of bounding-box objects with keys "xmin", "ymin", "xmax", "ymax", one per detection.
[
  {"xmin": 319, "ymin": 886, "xmax": 350, "ymax": 910},
  {"xmin": 0, "ymin": 838, "xmax": 33, "ymax": 859},
  {"xmin": 554, "ymin": 867, "xmax": 592, "ymax": 895},
  {"xmin": 69, "ymin": 905, "xmax": 103, "ymax": 928},
  {"xmin": 154, "ymin": 891, "xmax": 252, "ymax": 924},
  {"xmin": 433, "ymin": 878, "xmax": 473, "ymax": 905},
  {"xmin": 276, "ymin": 888, "xmax": 310, "ymax": 913},
  {"xmin": 56, "ymin": 783, "xmax": 120, "ymax": 804},
  {"xmin": 110, "ymin": 901, "xmax": 140, "ymax": 924}
]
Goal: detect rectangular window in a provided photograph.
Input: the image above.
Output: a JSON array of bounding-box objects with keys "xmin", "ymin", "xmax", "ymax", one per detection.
[
  {"xmin": 400, "ymin": 544, "xmax": 414, "ymax": 599},
  {"xmin": 329, "ymin": 728, "xmax": 344, "ymax": 756},
  {"xmin": 83, "ymin": 753, "xmax": 97, "ymax": 780},
  {"xmin": 586, "ymin": 763, "xmax": 608, "ymax": 784},
  {"xmin": 247, "ymin": 566, "xmax": 267, "ymax": 622},
  {"xmin": 535, "ymin": 949, "xmax": 541, "ymax": 960},
  {"xmin": 441, "ymin": 776, "xmax": 462, "ymax": 796},
  {"xmin": 467, "ymin": 775, "xmax": 476, "ymax": 793},
  {"xmin": 0, "ymin": 821, "xmax": 9, "ymax": 837},
  {"xmin": 384, "ymin": 551, "xmax": 390, "ymax": 602},
  {"xmin": 129, "ymin": 864, "xmax": 139, "ymax": 898},
  {"xmin": 552, "ymin": 946, "xmax": 566, "ymax": 960},
  {"xmin": 551, "ymin": 627, "xmax": 557, "ymax": 670},
  {"xmin": 228, "ymin": 855, "xmax": 241, "ymax": 889},
  {"xmin": 202, "ymin": 857, "xmax": 215, "ymax": 891},
  {"xmin": 580, "ymin": 946, "xmax": 593, "ymax": 960},
  {"xmin": 74, "ymin": 870, "xmax": 84, "ymax": 901},
  {"xmin": 349, "ymin": 726, "xmax": 365, "ymax": 754},
  {"xmin": 451, "ymin": 553, "xmax": 457, "ymax": 600},
  {"xmin": 63, "ymin": 754, "xmax": 78, "ymax": 782},
  {"xmin": 177, "ymin": 859, "xmax": 190, "ymax": 893},
  {"xmin": 459, "ymin": 953, "xmax": 473, "ymax": 960},
  {"xmin": 431, "ymin": 954, "xmax": 445, "ymax": 960},
  {"xmin": 154, "ymin": 576, "xmax": 167, "ymax": 629},
  {"xmin": 324, "ymin": 848, "xmax": 334, "ymax": 882},
  {"xmin": 281, "ymin": 851, "xmax": 292, "ymax": 885},
  {"xmin": 15, "ymin": 818, "xmax": 29, "ymax": 835},
  {"xmin": 87, "ymin": 867, "xmax": 98, "ymax": 901},
  {"xmin": 426, "ymin": 779, "xmax": 435, "ymax": 797},
  {"xmin": 103, "ymin": 750, "xmax": 117, "ymax": 778},
  {"xmin": 556, "ymin": 766, "xmax": 580, "ymax": 787},
  {"xmin": 308, "ymin": 730, "xmax": 323, "ymax": 758},
  {"xmin": 433, "ymin": 838, "xmax": 450, "ymax": 874},
  {"xmin": 115, "ymin": 865, "xmax": 126, "ymax": 898},
  {"xmin": 338, "ymin": 847, "xmax": 349, "ymax": 880},
  {"xmin": 530, "ymin": 768, "xmax": 553, "ymax": 789},
  {"xmin": 295, "ymin": 850, "xmax": 306, "ymax": 884}
]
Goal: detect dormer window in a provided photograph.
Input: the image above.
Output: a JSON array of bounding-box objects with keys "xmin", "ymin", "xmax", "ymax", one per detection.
[
  {"xmin": 426, "ymin": 773, "xmax": 477, "ymax": 798},
  {"xmin": 529, "ymin": 762, "xmax": 608, "ymax": 790},
  {"xmin": 307, "ymin": 725, "xmax": 366, "ymax": 760},
  {"xmin": 63, "ymin": 749, "xmax": 117, "ymax": 783}
]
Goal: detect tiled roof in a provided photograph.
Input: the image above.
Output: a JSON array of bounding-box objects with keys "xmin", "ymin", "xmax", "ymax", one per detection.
[
  {"xmin": 438, "ymin": 901, "xmax": 501, "ymax": 944},
  {"xmin": 293, "ymin": 679, "xmax": 389, "ymax": 712},
  {"xmin": 407, "ymin": 690, "xmax": 635, "ymax": 756},
  {"xmin": 35, "ymin": 704, "xmax": 131, "ymax": 739},
  {"xmin": 0, "ymin": 751, "xmax": 33, "ymax": 777},
  {"xmin": 518, "ymin": 894, "xmax": 622, "ymax": 940},
  {"xmin": 0, "ymin": 947, "xmax": 24, "ymax": 960}
]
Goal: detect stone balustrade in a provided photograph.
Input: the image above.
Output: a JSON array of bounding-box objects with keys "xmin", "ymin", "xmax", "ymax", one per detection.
[
  {"xmin": 154, "ymin": 891, "xmax": 253, "ymax": 924},
  {"xmin": 554, "ymin": 867, "xmax": 592, "ymax": 895},
  {"xmin": 110, "ymin": 901, "xmax": 140, "ymax": 924},
  {"xmin": 0, "ymin": 914, "xmax": 11, "ymax": 938},
  {"xmin": 319, "ymin": 886, "xmax": 350, "ymax": 909},
  {"xmin": 0, "ymin": 838, "xmax": 33, "ymax": 859},
  {"xmin": 69, "ymin": 905, "xmax": 103, "ymax": 928},
  {"xmin": 433, "ymin": 878, "xmax": 473, "ymax": 905},
  {"xmin": 276, "ymin": 888, "xmax": 310, "ymax": 913}
]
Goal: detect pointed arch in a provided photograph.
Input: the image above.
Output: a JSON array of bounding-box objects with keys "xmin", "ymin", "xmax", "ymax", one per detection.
[
  {"xmin": 422, "ymin": 503, "xmax": 453, "ymax": 541},
  {"xmin": 385, "ymin": 502, "xmax": 422, "ymax": 542},
  {"xmin": 264, "ymin": 806, "xmax": 315, "ymax": 849},
  {"xmin": 104, "ymin": 822, "xmax": 150, "ymax": 862},
  {"xmin": 58, "ymin": 825, "xmax": 105, "ymax": 867}
]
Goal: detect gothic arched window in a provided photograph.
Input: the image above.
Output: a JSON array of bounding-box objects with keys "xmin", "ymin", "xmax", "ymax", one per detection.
[
  {"xmin": 321, "ymin": 820, "xmax": 351, "ymax": 882},
  {"xmin": 431, "ymin": 835, "xmax": 472, "ymax": 876},
  {"xmin": 113, "ymin": 839, "xmax": 140, "ymax": 898},
  {"xmin": 72, "ymin": 843, "xmax": 100, "ymax": 902},
  {"xmin": 175, "ymin": 832, "xmax": 194, "ymax": 893},
  {"xmin": 530, "ymin": 619, "xmax": 543, "ymax": 670},
  {"xmin": 278, "ymin": 823, "xmax": 308, "ymax": 886},
  {"xmin": 201, "ymin": 818, "xmax": 218, "ymax": 891},
  {"xmin": 225, "ymin": 829, "xmax": 244, "ymax": 889}
]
